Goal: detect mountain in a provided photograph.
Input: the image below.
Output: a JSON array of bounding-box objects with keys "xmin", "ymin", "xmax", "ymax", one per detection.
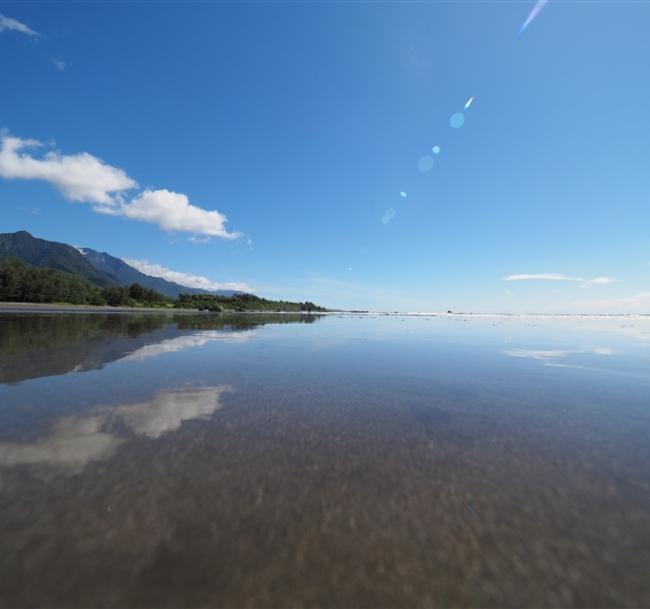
[
  {"xmin": 0, "ymin": 231, "xmax": 239, "ymax": 298},
  {"xmin": 0, "ymin": 231, "xmax": 117, "ymax": 287},
  {"xmin": 79, "ymin": 248, "xmax": 207, "ymax": 298}
]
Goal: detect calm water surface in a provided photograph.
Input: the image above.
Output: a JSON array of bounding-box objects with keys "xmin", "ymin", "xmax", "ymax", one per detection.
[{"xmin": 1, "ymin": 313, "xmax": 649, "ymax": 608}]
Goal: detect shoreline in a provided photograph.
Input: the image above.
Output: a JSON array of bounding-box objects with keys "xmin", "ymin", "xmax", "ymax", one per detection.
[
  {"xmin": 0, "ymin": 302, "xmax": 202, "ymax": 314},
  {"xmin": 0, "ymin": 302, "xmax": 327, "ymax": 315}
]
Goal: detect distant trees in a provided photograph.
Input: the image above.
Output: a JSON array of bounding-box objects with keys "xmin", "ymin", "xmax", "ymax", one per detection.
[
  {"xmin": 176, "ymin": 293, "xmax": 223, "ymax": 312},
  {"xmin": 174, "ymin": 292, "xmax": 327, "ymax": 313},
  {"xmin": 101, "ymin": 286, "xmax": 129, "ymax": 306},
  {"xmin": 0, "ymin": 258, "xmax": 101, "ymax": 304},
  {"xmin": 0, "ymin": 258, "xmax": 169, "ymax": 308},
  {"xmin": 128, "ymin": 283, "xmax": 166, "ymax": 304},
  {"xmin": 100, "ymin": 284, "xmax": 166, "ymax": 307},
  {"xmin": 0, "ymin": 257, "xmax": 327, "ymax": 312}
]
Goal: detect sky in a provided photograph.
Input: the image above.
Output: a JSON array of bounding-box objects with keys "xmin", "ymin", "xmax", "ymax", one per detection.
[{"xmin": 1, "ymin": 1, "xmax": 649, "ymax": 313}]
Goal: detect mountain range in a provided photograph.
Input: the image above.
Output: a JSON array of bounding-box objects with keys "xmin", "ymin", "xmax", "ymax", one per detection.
[{"xmin": 0, "ymin": 231, "xmax": 238, "ymax": 298}]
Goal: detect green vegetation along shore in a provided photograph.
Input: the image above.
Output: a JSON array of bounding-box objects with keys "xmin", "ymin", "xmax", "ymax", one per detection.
[{"xmin": 0, "ymin": 258, "xmax": 327, "ymax": 312}]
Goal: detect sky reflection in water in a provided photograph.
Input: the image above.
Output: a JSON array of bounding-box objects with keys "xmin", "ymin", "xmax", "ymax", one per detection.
[{"xmin": 1, "ymin": 313, "xmax": 649, "ymax": 607}]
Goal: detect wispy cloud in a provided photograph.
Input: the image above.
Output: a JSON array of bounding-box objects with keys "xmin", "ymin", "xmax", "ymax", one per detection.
[
  {"xmin": 51, "ymin": 58, "xmax": 66, "ymax": 71},
  {"xmin": 260, "ymin": 272, "xmax": 431, "ymax": 312},
  {"xmin": 123, "ymin": 258, "xmax": 252, "ymax": 293},
  {"xmin": 584, "ymin": 276, "xmax": 617, "ymax": 285},
  {"xmin": 0, "ymin": 133, "xmax": 241, "ymax": 239},
  {"xmin": 502, "ymin": 273, "xmax": 617, "ymax": 286},
  {"xmin": 19, "ymin": 205, "xmax": 41, "ymax": 216},
  {"xmin": 0, "ymin": 14, "xmax": 38, "ymax": 36},
  {"xmin": 570, "ymin": 291, "xmax": 650, "ymax": 314},
  {"xmin": 503, "ymin": 273, "xmax": 576, "ymax": 282}
]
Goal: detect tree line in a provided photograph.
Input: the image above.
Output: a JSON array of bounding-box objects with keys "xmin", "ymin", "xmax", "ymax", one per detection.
[
  {"xmin": 0, "ymin": 258, "xmax": 169, "ymax": 307},
  {"xmin": 175, "ymin": 292, "xmax": 326, "ymax": 312},
  {"xmin": 0, "ymin": 257, "xmax": 326, "ymax": 312}
]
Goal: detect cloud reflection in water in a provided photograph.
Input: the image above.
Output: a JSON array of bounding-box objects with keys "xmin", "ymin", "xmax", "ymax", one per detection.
[
  {"xmin": 120, "ymin": 331, "xmax": 252, "ymax": 362},
  {"xmin": 0, "ymin": 385, "xmax": 232, "ymax": 471}
]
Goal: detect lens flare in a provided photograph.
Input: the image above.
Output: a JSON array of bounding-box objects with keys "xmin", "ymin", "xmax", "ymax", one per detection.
[
  {"xmin": 464, "ymin": 96, "xmax": 474, "ymax": 109},
  {"xmin": 432, "ymin": 145, "xmax": 441, "ymax": 154},
  {"xmin": 520, "ymin": 0, "xmax": 548, "ymax": 33},
  {"xmin": 418, "ymin": 155, "xmax": 434, "ymax": 173},
  {"xmin": 449, "ymin": 113, "xmax": 465, "ymax": 129},
  {"xmin": 400, "ymin": 191, "xmax": 407, "ymax": 198},
  {"xmin": 381, "ymin": 208, "xmax": 397, "ymax": 225}
]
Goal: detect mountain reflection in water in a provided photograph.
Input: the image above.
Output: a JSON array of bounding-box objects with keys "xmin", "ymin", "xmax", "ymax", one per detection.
[{"xmin": 0, "ymin": 313, "xmax": 318, "ymax": 384}]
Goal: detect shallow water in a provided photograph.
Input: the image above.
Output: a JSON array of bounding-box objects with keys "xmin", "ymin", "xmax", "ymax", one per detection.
[{"xmin": 1, "ymin": 312, "xmax": 649, "ymax": 608}]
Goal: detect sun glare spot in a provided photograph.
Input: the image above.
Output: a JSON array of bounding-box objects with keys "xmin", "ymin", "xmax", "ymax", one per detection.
[
  {"xmin": 381, "ymin": 208, "xmax": 397, "ymax": 224},
  {"xmin": 418, "ymin": 156, "xmax": 434, "ymax": 173},
  {"xmin": 450, "ymin": 113, "xmax": 465, "ymax": 129}
]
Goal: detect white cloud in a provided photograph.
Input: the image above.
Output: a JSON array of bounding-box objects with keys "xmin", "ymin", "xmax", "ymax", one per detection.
[
  {"xmin": 0, "ymin": 134, "xmax": 242, "ymax": 239},
  {"xmin": 503, "ymin": 273, "xmax": 578, "ymax": 282},
  {"xmin": 0, "ymin": 135, "xmax": 136, "ymax": 205},
  {"xmin": 502, "ymin": 273, "xmax": 617, "ymax": 286},
  {"xmin": 51, "ymin": 58, "xmax": 66, "ymax": 71},
  {"xmin": 0, "ymin": 14, "xmax": 38, "ymax": 36},
  {"xmin": 114, "ymin": 189, "xmax": 240, "ymax": 240},
  {"xmin": 123, "ymin": 257, "xmax": 252, "ymax": 293}
]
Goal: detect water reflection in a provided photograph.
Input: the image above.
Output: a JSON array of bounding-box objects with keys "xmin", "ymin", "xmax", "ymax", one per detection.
[
  {"xmin": 0, "ymin": 385, "xmax": 231, "ymax": 470},
  {"xmin": 0, "ymin": 415, "xmax": 123, "ymax": 470},
  {"xmin": 503, "ymin": 346, "xmax": 615, "ymax": 365},
  {"xmin": 1, "ymin": 314, "xmax": 650, "ymax": 607},
  {"xmin": 113, "ymin": 385, "xmax": 232, "ymax": 438},
  {"xmin": 121, "ymin": 331, "xmax": 252, "ymax": 361},
  {"xmin": 0, "ymin": 313, "xmax": 318, "ymax": 384}
]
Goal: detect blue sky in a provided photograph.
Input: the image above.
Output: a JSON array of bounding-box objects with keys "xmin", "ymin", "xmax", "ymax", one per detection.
[{"xmin": 1, "ymin": 1, "xmax": 649, "ymax": 312}]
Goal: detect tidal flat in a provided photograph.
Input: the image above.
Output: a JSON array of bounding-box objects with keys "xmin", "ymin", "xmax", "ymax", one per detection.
[{"xmin": 1, "ymin": 313, "xmax": 649, "ymax": 608}]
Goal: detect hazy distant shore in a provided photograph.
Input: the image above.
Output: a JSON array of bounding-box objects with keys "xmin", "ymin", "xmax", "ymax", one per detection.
[{"xmin": 1, "ymin": 302, "xmax": 648, "ymax": 319}]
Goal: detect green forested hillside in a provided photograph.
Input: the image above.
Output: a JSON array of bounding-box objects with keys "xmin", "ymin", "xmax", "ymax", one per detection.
[{"xmin": 0, "ymin": 231, "xmax": 117, "ymax": 287}]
